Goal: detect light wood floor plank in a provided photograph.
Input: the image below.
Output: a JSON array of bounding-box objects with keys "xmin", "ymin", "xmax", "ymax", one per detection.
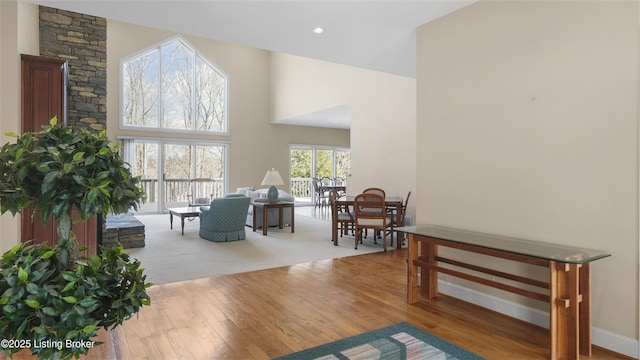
[{"xmin": 2, "ymin": 249, "xmax": 631, "ymax": 360}]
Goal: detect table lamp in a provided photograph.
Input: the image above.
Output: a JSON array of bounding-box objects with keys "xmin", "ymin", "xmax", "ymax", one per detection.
[{"xmin": 261, "ymin": 168, "xmax": 284, "ymax": 202}]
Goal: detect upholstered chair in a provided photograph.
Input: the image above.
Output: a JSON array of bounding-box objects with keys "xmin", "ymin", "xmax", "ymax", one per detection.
[{"xmin": 199, "ymin": 194, "xmax": 251, "ymax": 242}]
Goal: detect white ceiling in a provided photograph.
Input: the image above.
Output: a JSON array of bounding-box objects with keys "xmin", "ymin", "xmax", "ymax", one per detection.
[{"xmin": 28, "ymin": 0, "xmax": 474, "ymax": 129}]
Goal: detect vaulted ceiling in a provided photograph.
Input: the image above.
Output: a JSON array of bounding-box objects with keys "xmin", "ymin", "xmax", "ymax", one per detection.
[{"xmin": 27, "ymin": 0, "xmax": 474, "ymax": 128}]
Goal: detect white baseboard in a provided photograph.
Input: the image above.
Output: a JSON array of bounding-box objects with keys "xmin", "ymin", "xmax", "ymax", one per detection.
[{"xmin": 438, "ymin": 280, "xmax": 639, "ymax": 359}]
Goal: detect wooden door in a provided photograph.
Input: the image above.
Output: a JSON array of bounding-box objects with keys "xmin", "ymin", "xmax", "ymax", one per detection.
[
  {"xmin": 21, "ymin": 209, "xmax": 98, "ymax": 255},
  {"xmin": 20, "ymin": 54, "xmax": 98, "ymax": 255},
  {"xmin": 21, "ymin": 54, "xmax": 67, "ymax": 130}
]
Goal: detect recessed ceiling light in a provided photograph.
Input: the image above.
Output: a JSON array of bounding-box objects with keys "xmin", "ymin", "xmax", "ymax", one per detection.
[{"xmin": 312, "ymin": 27, "xmax": 324, "ymax": 34}]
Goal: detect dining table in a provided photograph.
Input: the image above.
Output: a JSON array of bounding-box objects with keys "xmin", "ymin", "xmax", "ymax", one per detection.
[
  {"xmin": 320, "ymin": 184, "xmax": 346, "ymax": 194},
  {"xmin": 331, "ymin": 195, "xmax": 403, "ymax": 249}
]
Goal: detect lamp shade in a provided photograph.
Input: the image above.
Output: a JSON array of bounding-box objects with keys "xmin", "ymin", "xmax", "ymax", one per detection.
[
  {"xmin": 261, "ymin": 169, "xmax": 284, "ymax": 186},
  {"xmin": 261, "ymin": 169, "xmax": 284, "ymax": 202}
]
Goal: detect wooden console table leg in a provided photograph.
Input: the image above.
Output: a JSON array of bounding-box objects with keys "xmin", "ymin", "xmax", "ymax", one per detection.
[
  {"xmin": 579, "ymin": 263, "xmax": 592, "ymax": 356},
  {"xmin": 422, "ymin": 239, "xmax": 438, "ymax": 298},
  {"xmin": 407, "ymin": 234, "xmax": 419, "ymax": 304},
  {"xmin": 407, "ymin": 235, "xmax": 439, "ymax": 304},
  {"xmin": 550, "ymin": 261, "xmax": 580, "ymax": 360}
]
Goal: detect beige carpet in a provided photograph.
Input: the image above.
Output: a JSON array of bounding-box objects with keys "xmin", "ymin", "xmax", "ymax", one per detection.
[{"xmin": 125, "ymin": 211, "xmax": 393, "ymax": 285}]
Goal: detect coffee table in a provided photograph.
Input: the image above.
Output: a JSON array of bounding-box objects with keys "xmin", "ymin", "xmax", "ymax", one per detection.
[
  {"xmin": 167, "ymin": 207, "xmax": 201, "ymax": 235},
  {"xmin": 252, "ymin": 201, "xmax": 295, "ymax": 236}
]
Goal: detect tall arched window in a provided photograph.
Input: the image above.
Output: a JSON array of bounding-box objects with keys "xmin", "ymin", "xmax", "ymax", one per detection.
[{"xmin": 121, "ymin": 36, "xmax": 228, "ymax": 133}]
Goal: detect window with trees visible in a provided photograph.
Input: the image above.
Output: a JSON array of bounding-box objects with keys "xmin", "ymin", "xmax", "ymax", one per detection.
[
  {"xmin": 289, "ymin": 146, "xmax": 351, "ymax": 200},
  {"xmin": 121, "ymin": 36, "xmax": 227, "ymax": 133},
  {"xmin": 121, "ymin": 138, "xmax": 228, "ymax": 213}
]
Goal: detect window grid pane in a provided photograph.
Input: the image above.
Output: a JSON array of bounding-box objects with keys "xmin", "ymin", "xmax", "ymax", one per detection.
[
  {"xmin": 123, "ymin": 49, "xmax": 159, "ymax": 127},
  {"xmin": 162, "ymin": 41, "xmax": 194, "ymax": 130},
  {"xmin": 122, "ymin": 38, "xmax": 227, "ymax": 133}
]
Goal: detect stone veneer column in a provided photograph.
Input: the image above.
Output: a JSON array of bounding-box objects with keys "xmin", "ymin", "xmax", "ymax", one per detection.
[{"xmin": 39, "ymin": 6, "xmax": 107, "ymax": 132}]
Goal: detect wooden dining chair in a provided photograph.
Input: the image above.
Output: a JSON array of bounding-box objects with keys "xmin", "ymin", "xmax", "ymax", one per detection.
[
  {"xmin": 362, "ymin": 187, "xmax": 386, "ymax": 239},
  {"xmin": 354, "ymin": 193, "xmax": 392, "ymax": 252},
  {"xmin": 363, "ymin": 187, "xmax": 385, "ymax": 198},
  {"xmin": 329, "ymin": 189, "xmax": 354, "ymax": 239},
  {"xmin": 312, "ymin": 177, "xmax": 329, "ymax": 207},
  {"xmin": 390, "ymin": 191, "xmax": 411, "ymax": 247},
  {"xmin": 320, "ymin": 177, "xmax": 333, "ymax": 191},
  {"xmin": 334, "ymin": 177, "xmax": 347, "ymax": 196}
]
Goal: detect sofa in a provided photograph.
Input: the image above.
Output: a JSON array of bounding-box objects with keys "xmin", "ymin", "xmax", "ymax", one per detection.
[
  {"xmin": 241, "ymin": 188, "xmax": 295, "ymax": 229},
  {"xmin": 199, "ymin": 193, "xmax": 251, "ymax": 242}
]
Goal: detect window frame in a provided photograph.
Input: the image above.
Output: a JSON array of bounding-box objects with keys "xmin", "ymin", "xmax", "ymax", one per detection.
[
  {"xmin": 119, "ymin": 136, "xmax": 230, "ymax": 213},
  {"xmin": 119, "ymin": 35, "xmax": 229, "ymax": 135}
]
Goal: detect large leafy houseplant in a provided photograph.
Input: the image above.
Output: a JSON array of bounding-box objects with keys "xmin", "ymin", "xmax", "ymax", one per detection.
[{"xmin": 0, "ymin": 118, "xmax": 150, "ymax": 359}]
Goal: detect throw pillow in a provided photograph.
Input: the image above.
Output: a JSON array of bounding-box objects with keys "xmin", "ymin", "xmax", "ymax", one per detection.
[
  {"xmin": 246, "ymin": 190, "xmax": 260, "ymax": 203},
  {"xmin": 236, "ymin": 186, "xmax": 253, "ymax": 195}
]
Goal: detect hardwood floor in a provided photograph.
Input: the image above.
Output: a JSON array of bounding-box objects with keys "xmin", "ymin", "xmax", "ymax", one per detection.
[
  {"xmin": 1, "ymin": 208, "xmax": 628, "ymax": 359},
  {"xmin": 64, "ymin": 248, "xmax": 629, "ymax": 359}
]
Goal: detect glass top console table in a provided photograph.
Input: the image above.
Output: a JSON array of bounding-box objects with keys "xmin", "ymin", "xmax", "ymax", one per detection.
[{"xmin": 395, "ymin": 225, "xmax": 611, "ymax": 360}]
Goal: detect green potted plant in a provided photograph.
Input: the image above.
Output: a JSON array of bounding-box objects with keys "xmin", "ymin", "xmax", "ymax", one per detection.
[{"xmin": 0, "ymin": 118, "xmax": 151, "ymax": 359}]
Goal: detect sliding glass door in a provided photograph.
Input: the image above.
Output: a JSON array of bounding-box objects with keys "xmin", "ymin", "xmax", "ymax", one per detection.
[
  {"xmin": 315, "ymin": 149, "xmax": 334, "ymax": 179},
  {"xmin": 289, "ymin": 146, "xmax": 351, "ymax": 203},
  {"xmin": 123, "ymin": 138, "xmax": 228, "ymax": 213},
  {"xmin": 131, "ymin": 141, "xmax": 160, "ymax": 212},
  {"xmin": 335, "ymin": 149, "xmax": 351, "ymax": 179},
  {"xmin": 291, "ymin": 148, "xmax": 313, "ymax": 200}
]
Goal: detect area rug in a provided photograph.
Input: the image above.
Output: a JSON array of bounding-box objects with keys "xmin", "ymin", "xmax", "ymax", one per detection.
[
  {"xmin": 274, "ymin": 322, "xmax": 484, "ymax": 360},
  {"xmin": 125, "ymin": 211, "xmax": 393, "ymax": 285}
]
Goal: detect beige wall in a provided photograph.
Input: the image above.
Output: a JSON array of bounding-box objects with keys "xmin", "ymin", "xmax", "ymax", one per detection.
[
  {"xmin": 0, "ymin": 9, "xmax": 350, "ymax": 249},
  {"xmin": 417, "ymin": 0, "xmax": 638, "ymax": 348},
  {"xmin": 0, "ymin": 1, "xmax": 39, "ymax": 253},
  {"xmin": 3, "ymin": 0, "xmax": 634, "ymax": 354},
  {"xmin": 270, "ymin": 53, "xmax": 417, "ymax": 219},
  {"xmin": 107, "ymin": 21, "xmax": 349, "ymax": 194}
]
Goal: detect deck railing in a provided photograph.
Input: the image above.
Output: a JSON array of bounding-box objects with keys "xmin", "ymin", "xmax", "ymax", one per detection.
[
  {"xmin": 290, "ymin": 177, "xmax": 313, "ymax": 198},
  {"xmin": 290, "ymin": 177, "xmax": 346, "ymax": 199},
  {"xmin": 140, "ymin": 178, "xmax": 224, "ymax": 204},
  {"xmin": 140, "ymin": 177, "xmax": 321, "ymax": 208}
]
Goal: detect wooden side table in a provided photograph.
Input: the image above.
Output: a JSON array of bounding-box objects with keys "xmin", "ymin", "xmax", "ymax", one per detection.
[{"xmin": 253, "ymin": 201, "xmax": 295, "ymax": 236}]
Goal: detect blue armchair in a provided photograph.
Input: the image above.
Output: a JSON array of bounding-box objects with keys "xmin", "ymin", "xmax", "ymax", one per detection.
[{"xmin": 199, "ymin": 194, "xmax": 251, "ymax": 242}]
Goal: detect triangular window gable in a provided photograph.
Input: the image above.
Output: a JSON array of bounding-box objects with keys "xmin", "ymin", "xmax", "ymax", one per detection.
[{"xmin": 121, "ymin": 35, "xmax": 228, "ymax": 133}]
